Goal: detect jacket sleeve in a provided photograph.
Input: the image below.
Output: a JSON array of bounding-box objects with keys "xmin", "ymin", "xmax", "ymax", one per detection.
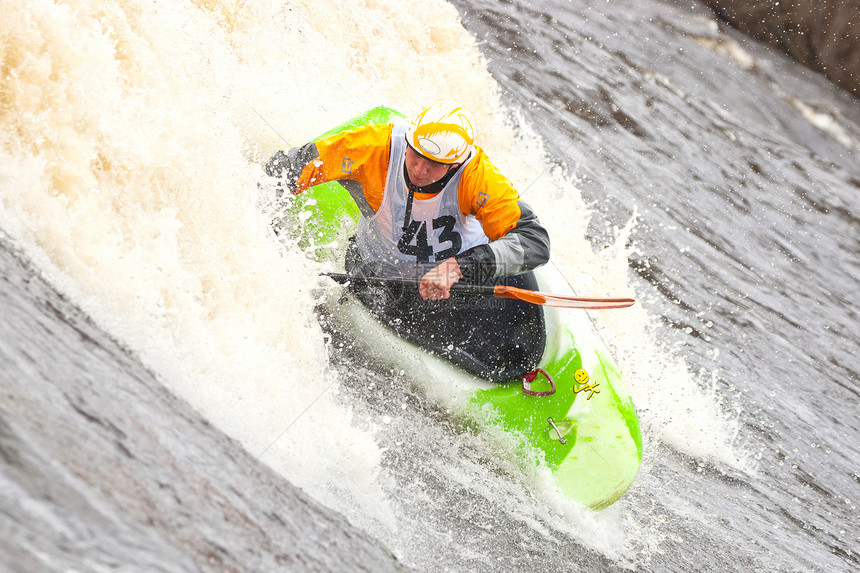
[
  {"xmin": 454, "ymin": 149, "xmax": 550, "ymax": 280},
  {"xmin": 264, "ymin": 143, "xmax": 320, "ymax": 195},
  {"xmin": 263, "ymin": 124, "xmax": 392, "ymax": 213}
]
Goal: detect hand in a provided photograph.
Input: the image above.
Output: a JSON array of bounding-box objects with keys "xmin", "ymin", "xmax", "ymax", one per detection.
[{"xmin": 419, "ymin": 258, "xmax": 462, "ymax": 300}]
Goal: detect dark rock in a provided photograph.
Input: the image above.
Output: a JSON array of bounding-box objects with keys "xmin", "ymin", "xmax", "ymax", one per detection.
[{"xmin": 701, "ymin": 0, "xmax": 860, "ymax": 96}]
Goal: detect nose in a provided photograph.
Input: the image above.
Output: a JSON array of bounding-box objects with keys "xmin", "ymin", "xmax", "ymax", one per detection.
[{"xmin": 413, "ymin": 156, "xmax": 433, "ymax": 177}]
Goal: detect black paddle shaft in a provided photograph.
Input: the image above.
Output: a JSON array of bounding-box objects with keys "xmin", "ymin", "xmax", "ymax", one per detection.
[{"xmin": 322, "ymin": 272, "xmax": 495, "ymax": 295}]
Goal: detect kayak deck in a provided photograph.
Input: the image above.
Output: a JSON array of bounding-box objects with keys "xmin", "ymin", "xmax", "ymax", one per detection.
[{"xmin": 278, "ymin": 106, "xmax": 642, "ymax": 509}]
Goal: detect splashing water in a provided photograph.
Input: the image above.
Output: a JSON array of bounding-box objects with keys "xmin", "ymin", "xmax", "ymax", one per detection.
[{"xmin": 1, "ymin": 0, "xmax": 755, "ymax": 568}]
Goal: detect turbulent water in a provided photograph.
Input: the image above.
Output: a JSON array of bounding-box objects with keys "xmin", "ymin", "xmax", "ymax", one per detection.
[{"xmin": 1, "ymin": 0, "xmax": 858, "ymax": 571}]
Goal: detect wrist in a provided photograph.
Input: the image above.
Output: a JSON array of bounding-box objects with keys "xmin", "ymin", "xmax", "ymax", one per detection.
[{"xmin": 455, "ymin": 245, "xmax": 496, "ymax": 282}]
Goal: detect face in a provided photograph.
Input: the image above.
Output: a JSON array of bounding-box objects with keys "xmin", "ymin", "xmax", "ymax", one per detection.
[{"xmin": 404, "ymin": 146, "xmax": 458, "ymax": 187}]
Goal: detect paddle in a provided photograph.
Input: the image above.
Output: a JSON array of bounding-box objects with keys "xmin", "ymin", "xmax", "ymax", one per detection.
[{"xmin": 322, "ymin": 272, "xmax": 635, "ymax": 310}]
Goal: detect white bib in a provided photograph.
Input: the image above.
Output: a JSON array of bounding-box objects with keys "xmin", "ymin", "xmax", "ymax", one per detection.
[{"xmin": 355, "ymin": 123, "xmax": 488, "ymax": 278}]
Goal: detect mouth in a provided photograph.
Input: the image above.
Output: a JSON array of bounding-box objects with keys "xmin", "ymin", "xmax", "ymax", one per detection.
[{"xmin": 408, "ymin": 171, "xmax": 433, "ymax": 186}]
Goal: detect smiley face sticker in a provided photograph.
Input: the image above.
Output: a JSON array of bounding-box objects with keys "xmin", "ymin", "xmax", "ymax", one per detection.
[{"xmin": 573, "ymin": 368, "xmax": 600, "ymax": 399}]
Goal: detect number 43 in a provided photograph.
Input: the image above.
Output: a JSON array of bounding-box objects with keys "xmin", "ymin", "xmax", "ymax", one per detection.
[{"xmin": 397, "ymin": 215, "xmax": 462, "ymax": 263}]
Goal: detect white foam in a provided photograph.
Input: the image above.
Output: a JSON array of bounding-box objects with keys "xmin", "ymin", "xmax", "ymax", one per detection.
[{"xmin": 0, "ymin": 0, "xmax": 751, "ymax": 566}]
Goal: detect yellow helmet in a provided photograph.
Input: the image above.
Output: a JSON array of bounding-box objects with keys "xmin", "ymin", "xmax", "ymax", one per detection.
[{"xmin": 406, "ymin": 101, "xmax": 476, "ymax": 164}]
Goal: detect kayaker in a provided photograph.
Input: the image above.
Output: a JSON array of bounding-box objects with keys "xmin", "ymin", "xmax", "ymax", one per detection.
[{"xmin": 264, "ymin": 101, "xmax": 550, "ymax": 301}]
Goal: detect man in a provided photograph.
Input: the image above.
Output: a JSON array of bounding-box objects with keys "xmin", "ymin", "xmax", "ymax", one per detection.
[
  {"xmin": 265, "ymin": 101, "xmax": 550, "ymax": 297},
  {"xmin": 265, "ymin": 101, "xmax": 550, "ymax": 379}
]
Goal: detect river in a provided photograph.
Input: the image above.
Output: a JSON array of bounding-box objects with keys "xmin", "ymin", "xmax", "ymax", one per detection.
[{"xmin": 1, "ymin": 0, "xmax": 857, "ymax": 571}]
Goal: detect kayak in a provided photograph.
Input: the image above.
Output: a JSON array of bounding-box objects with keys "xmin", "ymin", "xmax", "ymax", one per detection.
[{"xmin": 281, "ymin": 106, "xmax": 642, "ymax": 509}]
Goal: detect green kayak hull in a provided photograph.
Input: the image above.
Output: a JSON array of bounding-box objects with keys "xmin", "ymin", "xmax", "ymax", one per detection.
[{"xmin": 283, "ymin": 106, "xmax": 642, "ymax": 509}]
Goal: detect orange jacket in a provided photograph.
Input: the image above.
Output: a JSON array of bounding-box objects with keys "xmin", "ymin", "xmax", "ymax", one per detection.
[
  {"xmin": 290, "ymin": 124, "xmax": 524, "ymax": 241},
  {"xmin": 265, "ymin": 123, "xmax": 550, "ymax": 277}
]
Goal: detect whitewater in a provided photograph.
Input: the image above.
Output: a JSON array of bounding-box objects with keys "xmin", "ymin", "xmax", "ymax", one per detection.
[{"xmin": 1, "ymin": 0, "xmax": 857, "ymax": 571}]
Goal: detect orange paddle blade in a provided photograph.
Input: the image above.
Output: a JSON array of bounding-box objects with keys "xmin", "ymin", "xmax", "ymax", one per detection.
[{"xmin": 492, "ymin": 285, "xmax": 635, "ymax": 309}]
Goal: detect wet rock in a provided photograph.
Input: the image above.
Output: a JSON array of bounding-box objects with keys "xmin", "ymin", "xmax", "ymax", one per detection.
[
  {"xmin": 701, "ymin": 0, "xmax": 860, "ymax": 96},
  {"xmin": 0, "ymin": 233, "xmax": 410, "ymax": 573}
]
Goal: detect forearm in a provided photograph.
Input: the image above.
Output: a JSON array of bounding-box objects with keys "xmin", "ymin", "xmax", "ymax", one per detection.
[
  {"xmin": 264, "ymin": 142, "xmax": 320, "ymax": 195},
  {"xmin": 457, "ymin": 202, "xmax": 550, "ymax": 280}
]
